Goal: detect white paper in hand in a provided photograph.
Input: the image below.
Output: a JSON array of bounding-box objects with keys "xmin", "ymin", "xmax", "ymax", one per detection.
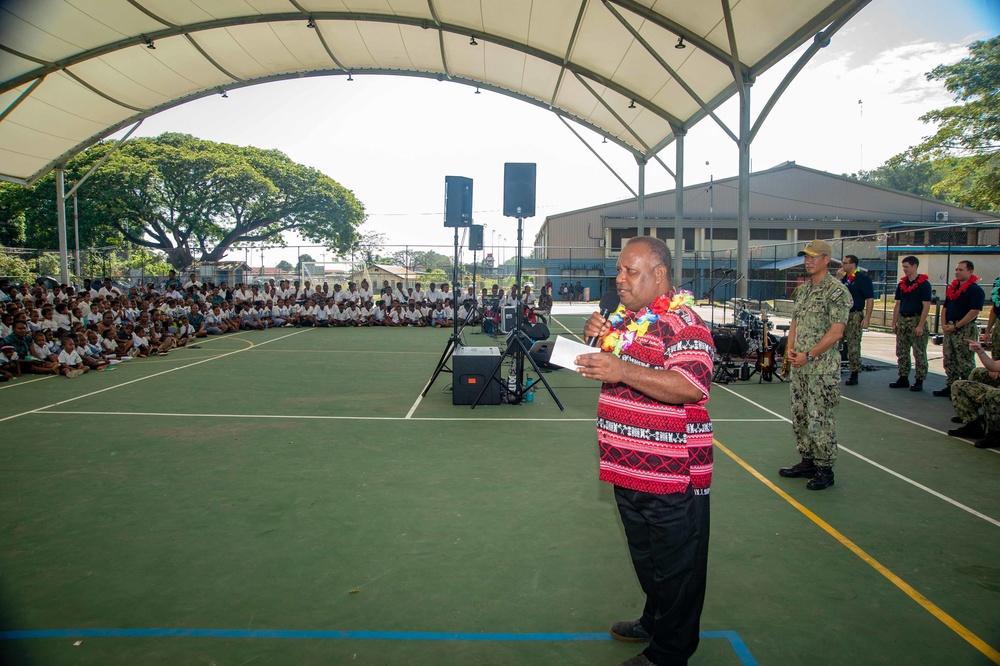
[{"xmin": 550, "ymin": 335, "xmax": 601, "ymax": 371}]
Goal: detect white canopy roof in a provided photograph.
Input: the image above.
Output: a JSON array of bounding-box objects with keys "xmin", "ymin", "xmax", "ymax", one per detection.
[{"xmin": 0, "ymin": 0, "xmax": 868, "ymax": 185}]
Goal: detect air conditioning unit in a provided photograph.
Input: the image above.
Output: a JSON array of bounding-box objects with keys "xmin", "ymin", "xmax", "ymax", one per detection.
[{"xmin": 935, "ymin": 211, "xmax": 949, "ymax": 222}]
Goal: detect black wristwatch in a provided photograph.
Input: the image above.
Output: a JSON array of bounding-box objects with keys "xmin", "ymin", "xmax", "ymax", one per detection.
[{"xmin": 806, "ymin": 353, "xmax": 816, "ymax": 363}]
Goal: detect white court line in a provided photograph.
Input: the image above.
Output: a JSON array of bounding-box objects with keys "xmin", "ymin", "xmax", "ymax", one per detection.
[
  {"xmin": 39, "ymin": 410, "xmax": 598, "ymax": 422},
  {"xmin": 406, "ymin": 319, "xmax": 582, "ymax": 419},
  {"xmin": 35, "ymin": 410, "xmax": 783, "ymax": 424},
  {"xmin": 717, "ymin": 383, "xmax": 1000, "ymax": 529},
  {"xmin": 0, "ymin": 328, "xmax": 313, "ymax": 425},
  {"xmin": 840, "ymin": 394, "xmax": 1000, "ymax": 457},
  {"xmin": 0, "ymin": 375, "xmax": 54, "ymax": 391},
  {"xmin": 549, "ymin": 315, "xmax": 585, "ymax": 342}
]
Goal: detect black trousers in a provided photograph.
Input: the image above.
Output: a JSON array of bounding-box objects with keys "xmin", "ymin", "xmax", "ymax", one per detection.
[{"xmin": 614, "ymin": 484, "xmax": 710, "ymax": 666}]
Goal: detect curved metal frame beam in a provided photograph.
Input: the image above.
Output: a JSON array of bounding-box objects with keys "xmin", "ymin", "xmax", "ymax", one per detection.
[
  {"xmin": 4, "ymin": 69, "xmax": 643, "ymax": 186},
  {"xmin": 0, "ymin": 11, "xmax": 677, "ymax": 127}
]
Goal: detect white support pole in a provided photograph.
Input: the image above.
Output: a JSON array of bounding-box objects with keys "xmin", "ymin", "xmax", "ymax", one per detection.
[
  {"xmin": 55, "ymin": 168, "xmax": 70, "ymax": 285},
  {"xmin": 636, "ymin": 157, "xmax": 646, "ymax": 238},
  {"xmin": 737, "ymin": 81, "xmax": 751, "ymax": 300},
  {"xmin": 73, "ymin": 193, "xmax": 81, "ymax": 278},
  {"xmin": 674, "ymin": 132, "xmax": 685, "ymax": 290}
]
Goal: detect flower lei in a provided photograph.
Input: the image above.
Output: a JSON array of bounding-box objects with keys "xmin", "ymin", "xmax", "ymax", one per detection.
[
  {"xmin": 945, "ymin": 274, "xmax": 978, "ymax": 301},
  {"xmin": 898, "ymin": 274, "xmax": 928, "ymax": 294},
  {"xmin": 602, "ymin": 290, "xmax": 694, "ymax": 357},
  {"xmin": 842, "ymin": 270, "xmax": 857, "ymax": 286},
  {"xmin": 992, "ymin": 276, "xmax": 1000, "ymax": 307}
]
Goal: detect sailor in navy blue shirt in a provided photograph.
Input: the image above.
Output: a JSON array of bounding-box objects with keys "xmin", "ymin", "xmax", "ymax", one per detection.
[{"xmin": 935, "ymin": 260, "xmax": 985, "ymax": 396}]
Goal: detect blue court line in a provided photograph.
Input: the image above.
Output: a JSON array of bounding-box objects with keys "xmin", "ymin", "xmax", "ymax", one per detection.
[{"xmin": 0, "ymin": 628, "xmax": 757, "ymax": 664}]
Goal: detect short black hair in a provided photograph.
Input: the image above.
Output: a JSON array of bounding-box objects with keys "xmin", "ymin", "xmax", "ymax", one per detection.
[
  {"xmin": 844, "ymin": 254, "xmax": 859, "ymax": 265},
  {"xmin": 626, "ymin": 236, "xmax": 673, "ymax": 274},
  {"xmin": 902, "ymin": 255, "xmax": 919, "ymax": 267},
  {"xmin": 958, "ymin": 259, "xmax": 974, "ymax": 271}
]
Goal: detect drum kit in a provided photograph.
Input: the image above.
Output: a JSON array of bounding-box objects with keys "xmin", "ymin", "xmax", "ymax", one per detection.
[{"xmin": 711, "ymin": 298, "xmax": 787, "ymax": 384}]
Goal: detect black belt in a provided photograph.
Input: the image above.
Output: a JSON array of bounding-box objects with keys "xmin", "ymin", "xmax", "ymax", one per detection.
[{"xmin": 899, "ymin": 313, "xmax": 920, "ymax": 318}]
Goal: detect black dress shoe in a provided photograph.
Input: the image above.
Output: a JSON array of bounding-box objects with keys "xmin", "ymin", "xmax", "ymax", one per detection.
[
  {"xmin": 932, "ymin": 386, "xmax": 951, "ymax": 397},
  {"xmin": 779, "ymin": 459, "xmax": 818, "ymax": 478},
  {"xmin": 889, "ymin": 377, "xmax": 910, "ymax": 388},
  {"xmin": 951, "ymin": 415, "xmax": 964, "ymax": 423},
  {"xmin": 806, "ymin": 466, "xmax": 835, "ymax": 490},
  {"xmin": 845, "ymin": 371, "xmax": 858, "ymax": 386},
  {"xmin": 910, "ymin": 380, "xmax": 923, "ymax": 392},
  {"xmin": 610, "ymin": 620, "xmax": 652, "ymax": 643},
  {"xmin": 948, "ymin": 419, "xmax": 985, "ymax": 439}
]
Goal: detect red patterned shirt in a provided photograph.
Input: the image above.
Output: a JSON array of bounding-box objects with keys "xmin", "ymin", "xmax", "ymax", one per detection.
[{"xmin": 596, "ymin": 303, "xmax": 714, "ymax": 495}]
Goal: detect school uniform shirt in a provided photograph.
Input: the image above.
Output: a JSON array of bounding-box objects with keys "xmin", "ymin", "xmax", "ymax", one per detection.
[
  {"xmin": 358, "ymin": 288, "xmax": 374, "ymax": 302},
  {"xmin": 389, "ymin": 310, "xmax": 402, "ymax": 324},
  {"xmin": 347, "ymin": 307, "xmax": 362, "ymax": 322},
  {"xmin": 133, "ymin": 333, "xmax": 150, "ymax": 348},
  {"xmin": 232, "ymin": 289, "xmax": 249, "ymax": 302},
  {"xmin": 101, "ymin": 338, "xmax": 118, "ymax": 353},
  {"xmin": 84, "ymin": 342, "xmax": 104, "ymax": 359},
  {"xmin": 426, "ymin": 290, "xmax": 443, "ymax": 303},
  {"xmin": 40, "ymin": 318, "xmax": 59, "ymax": 332},
  {"xmin": 372, "ymin": 308, "xmax": 386, "ymax": 322},
  {"xmin": 315, "ymin": 306, "xmax": 330, "ymax": 323},
  {"xmin": 443, "ymin": 306, "xmax": 454, "ymax": 320},
  {"xmin": 27, "ymin": 319, "xmax": 43, "ymax": 333},
  {"xmin": 404, "ymin": 309, "xmax": 422, "ymax": 324},
  {"xmin": 79, "ymin": 301, "xmax": 92, "ymax": 317},
  {"xmin": 57, "ymin": 348, "xmax": 84, "ymax": 366},
  {"xmin": 86, "ymin": 313, "xmax": 103, "ymax": 326}
]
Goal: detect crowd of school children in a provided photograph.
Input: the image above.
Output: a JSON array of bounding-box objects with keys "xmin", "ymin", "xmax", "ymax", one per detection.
[{"xmin": 0, "ymin": 271, "xmax": 554, "ymax": 382}]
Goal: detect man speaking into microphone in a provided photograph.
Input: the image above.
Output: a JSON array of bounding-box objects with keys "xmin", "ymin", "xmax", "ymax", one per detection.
[{"xmin": 575, "ymin": 237, "xmax": 715, "ymax": 666}]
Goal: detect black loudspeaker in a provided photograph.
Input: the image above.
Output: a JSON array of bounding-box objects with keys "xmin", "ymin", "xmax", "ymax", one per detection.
[
  {"xmin": 521, "ymin": 322, "xmax": 549, "ymax": 341},
  {"xmin": 469, "ymin": 224, "xmax": 484, "ymax": 251},
  {"xmin": 444, "ymin": 176, "xmax": 473, "ymax": 228},
  {"xmin": 453, "ymin": 346, "xmax": 501, "ymax": 405},
  {"xmin": 712, "ymin": 330, "xmax": 748, "ymax": 357},
  {"xmin": 503, "ymin": 163, "xmax": 536, "ymax": 218},
  {"xmin": 502, "ymin": 306, "xmax": 517, "ymax": 333},
  {"xmin": 529, "ymin": 340, "xmax": 556, "ymax": 369}
]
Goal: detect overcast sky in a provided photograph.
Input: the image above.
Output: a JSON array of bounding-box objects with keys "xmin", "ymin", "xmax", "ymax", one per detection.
[{"xmin": 116, "ymin": 0, "xmax": 1000, "ymax": 268}]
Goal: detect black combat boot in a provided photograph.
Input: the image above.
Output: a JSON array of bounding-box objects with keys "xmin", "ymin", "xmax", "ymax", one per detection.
[
  {"xmin": 845, "ymin": 371, "xmax": 859, "ymax": 386},
  {"xmin": 948, "ymin": 418, "xmax": 985, "ymax": 439},
  {"xmin": 974, "ymin": 432, "xmax": 1000, "ymax": 449},
  {"xmin": 910, "ymin": 379, "xmax": 923, "ymax": 392},
  {"xmin": 932, "ymin": 385, "xmax": 951, "ymax": 397},
  {"xmin": 889, "ymin": 376, "xmax": 909, "ymax": 388},
  {"xmin": 806, "ymin": 466, "xmax": 835, "ymax": 490},
  {"xmin": 779, "ymin": 458, "xmax": 818, "ymax": 478}
]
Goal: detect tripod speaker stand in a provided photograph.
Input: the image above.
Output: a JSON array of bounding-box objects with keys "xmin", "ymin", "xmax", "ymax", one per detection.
[
  {"xmin": 422, "ymin": 176, "xmax": 474, "ymax": 400},
  {"xmin": 471, "ymin": 163, "xmax": 563, "ymax": 410}
]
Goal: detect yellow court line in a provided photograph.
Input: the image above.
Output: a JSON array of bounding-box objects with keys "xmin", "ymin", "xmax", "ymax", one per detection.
[
  {"xmin": 252, "ymin": 349, "xmax": 439, "ymax": 355},
  {"xmin": 713, "ymin": 437, "xmax": 1000, "ymax": 664}
]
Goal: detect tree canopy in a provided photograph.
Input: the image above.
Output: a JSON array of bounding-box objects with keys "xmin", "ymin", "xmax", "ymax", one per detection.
[
  {"xmin": 0, "ymin": 133, "xmax": 367, "ymax": 271},
  {"xmin": 847, "ymin": 37, "xmax": 999, "ymax": 212},
  {"xmin": 913, "ymin": 36, "xmax": 999, "ymax": 210}
]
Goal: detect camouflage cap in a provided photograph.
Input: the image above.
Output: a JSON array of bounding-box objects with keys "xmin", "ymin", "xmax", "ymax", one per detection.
[{"xmin": 798, "ymin": 239, "xmax": 832, "ymax": 257}]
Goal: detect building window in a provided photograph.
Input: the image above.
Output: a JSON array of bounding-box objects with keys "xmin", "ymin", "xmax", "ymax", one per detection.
[
  {"xmin": 609, "ymin": 227, "xmax": 638, "ymax": 251},
  {"xmin": 705, "ymin": 228, "xmax": 738, "ymax": 240},
  {"xmin": 653, "ymin": 227, "xmax": 695, "ymax": 251},
  {"xmin": 750, "ymin": 228, "xmax": 787, "ymax": 240},
  {"xmin": 839, "ymin": 230, "xmax": 861, "ymax": 238},
  {"xmin": 798, "ymin": 229, "xmax": 834, "ymax": 241}
]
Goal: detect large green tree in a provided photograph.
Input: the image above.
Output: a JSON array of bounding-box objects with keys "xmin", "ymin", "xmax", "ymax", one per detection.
[
  {"xmin": 913, "ymin": 36, "xmax": 1000, "ymax": 211},
  {"xmin": 0, "ymin": 133, "xmax": 366, "ymax": 271}
]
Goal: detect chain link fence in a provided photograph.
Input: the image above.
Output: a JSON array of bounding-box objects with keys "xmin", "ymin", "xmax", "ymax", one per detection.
[{"xmin": 701, "ymin": 221, "xmax": 1000, "ymax": 330}]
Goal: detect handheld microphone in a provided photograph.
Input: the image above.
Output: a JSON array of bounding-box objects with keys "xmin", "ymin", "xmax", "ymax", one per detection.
[{"xmin": 586, "ymin": 290, "xmax": 621, "ymax": 347}]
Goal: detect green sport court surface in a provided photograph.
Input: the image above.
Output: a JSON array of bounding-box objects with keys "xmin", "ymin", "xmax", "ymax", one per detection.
[{"xmin": 1, "ymin": 316, "xmax": 998, "ymax": 666}]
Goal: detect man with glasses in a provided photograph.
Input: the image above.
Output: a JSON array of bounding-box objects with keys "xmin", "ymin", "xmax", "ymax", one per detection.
[{"xmin": 779, "ymin": 240, "xmax": 850, "ymax": 490}]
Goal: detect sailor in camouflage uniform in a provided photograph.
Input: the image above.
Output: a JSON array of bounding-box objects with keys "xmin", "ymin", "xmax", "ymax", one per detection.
[
  {"xmin": 948, "ymin": 341, "xmax": 1000, "ymax": 449},
  {"xmin": 778, "ymin": 240, "xmax": 851, "ymax": 490},
  {"xmin": 986, "ymin": 276, "xmax": 1000, "ymax": 361}
]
